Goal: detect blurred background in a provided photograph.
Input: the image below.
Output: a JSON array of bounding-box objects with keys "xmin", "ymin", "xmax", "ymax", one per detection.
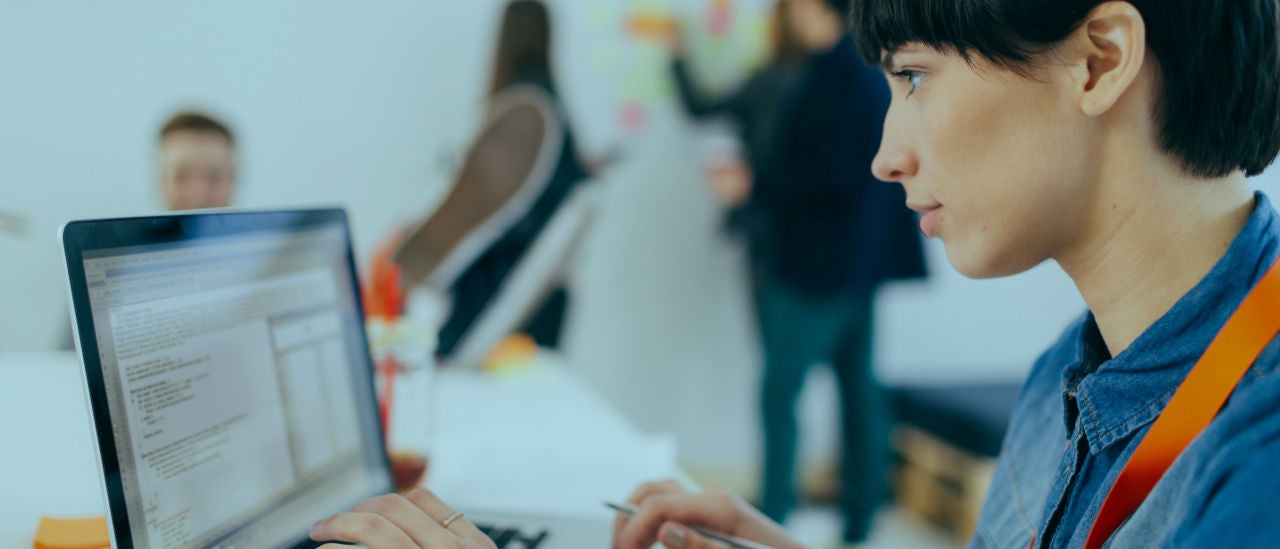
[{"xmin": 2, "ymin": 0, "xmax": 1275, "ymax": 545}]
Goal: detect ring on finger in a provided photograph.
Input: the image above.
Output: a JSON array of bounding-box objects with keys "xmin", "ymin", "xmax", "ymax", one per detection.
[{"xmin": 440, "ymin": 511, "xmax": 464, "ymax": 529}]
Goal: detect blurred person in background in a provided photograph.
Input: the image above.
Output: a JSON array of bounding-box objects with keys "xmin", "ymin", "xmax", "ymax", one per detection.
[
  {"xmin": 156, "ymin": 111, "xmax": 237, "ymax": 211},
  {"xmin": 61, "ymin": 111, "xmax": 236, "ymax": 350},
  {"xmin": 431, "ymin": 0, "xmax": 591, "ymax": 360},
  {"xmin": 668, "ymin": 0, "xmax": 925, "ymax": 543},
  {"xmin": 745, "ymin": 0, "xmax": 926, "ymax": 542},
  {"xmin": 667, "ymin": 0, "xmax": 809, "ymax": 260}
]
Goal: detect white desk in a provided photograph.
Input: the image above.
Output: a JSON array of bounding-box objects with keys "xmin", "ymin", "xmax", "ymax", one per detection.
[
  {"xmin": 423, "ymin": 360, "xmax": 680, "ymax": 520},
  {"xmin": 0, "ymin": 352, "xmax": 104, "ymax": 547},
  {"xmin": 0, "ymin": 352, "xmax": 679, "ymax": 547}
]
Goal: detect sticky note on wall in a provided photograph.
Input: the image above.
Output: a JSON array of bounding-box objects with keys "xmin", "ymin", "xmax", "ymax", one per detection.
[{"xmin": 626, "ymin": 13, "xmax": 678, "ymax": 40}]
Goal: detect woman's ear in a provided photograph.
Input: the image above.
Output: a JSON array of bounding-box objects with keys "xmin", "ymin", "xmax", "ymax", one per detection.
[{"xmin": 1064, "ymin": 1, "xmax": 1148, "ymax": 117}]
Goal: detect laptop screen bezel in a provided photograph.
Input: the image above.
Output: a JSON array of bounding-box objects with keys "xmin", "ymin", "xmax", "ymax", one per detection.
[{"xmin": 61, "ymin": 208, "xmax": 395, "ymax": 549}]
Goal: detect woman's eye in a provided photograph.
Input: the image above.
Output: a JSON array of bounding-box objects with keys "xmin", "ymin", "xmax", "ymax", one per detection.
[{"xmin": 891, "ymin": 69, "xmax": 925, "ymax": 98}]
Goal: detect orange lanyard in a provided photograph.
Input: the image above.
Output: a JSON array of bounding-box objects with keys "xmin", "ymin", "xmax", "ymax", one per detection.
[{"xmin": 1072, "ymin": 256, "xmax": 1280, "ymax": 549}]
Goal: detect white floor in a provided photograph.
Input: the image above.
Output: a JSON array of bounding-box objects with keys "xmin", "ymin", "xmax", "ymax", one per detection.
[{"xmin": 786, "ymin": 505, "xmax": 962, "ymax": 549}]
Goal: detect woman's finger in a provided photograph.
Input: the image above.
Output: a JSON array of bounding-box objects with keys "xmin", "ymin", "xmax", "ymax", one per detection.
[
  {"xmin": 617, "ymin": 493, "xmax": 729, "ymax": 549},
  {"xmin": 615, "ymin": 479, "xmax": 685, "ymax": 547},
  {"xmin": 660, "ymin": 522, "xmax": 732, "ymax": 549},
  {"xmin": 349, "ymin": 492, "xmax": 458, "ymax": 548},
  {"xmin": 309, "ymin": 511, "xmax": 416, "ymax": 549},
  {"xmin": 401, "ymin": 486, "xmax": 490, "ymax": 543}
]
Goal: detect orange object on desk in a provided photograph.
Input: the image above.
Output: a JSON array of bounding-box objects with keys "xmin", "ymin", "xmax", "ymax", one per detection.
[
  {"xmin": 33, "ymin": 516, "xmax": 109, "ymax": 549},
  {"xmin": 364, "ymin": 232, "xmax": 405, "ymax": 320},
  {"xmin": 363, "ymin": 232, "xmax": 406, "ymax": 441},
  {"xmin": 482, "ymin": 333, "xmax": 540, "ymax": 372}
]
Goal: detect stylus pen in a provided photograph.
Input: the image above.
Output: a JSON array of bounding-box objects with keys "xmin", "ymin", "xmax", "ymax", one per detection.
[{"xmin": 604, "ymin": 502, "xmax": 776, "ymax": 549}]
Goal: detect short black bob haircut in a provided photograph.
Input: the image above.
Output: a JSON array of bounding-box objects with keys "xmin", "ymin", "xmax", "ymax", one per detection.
[{"xmin": 850, "ymin": 0, "xmax": 1280, "ymax": 178}]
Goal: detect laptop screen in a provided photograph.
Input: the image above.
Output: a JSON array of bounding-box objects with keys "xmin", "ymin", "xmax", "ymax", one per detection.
[{"xmin": 64, "ymin": 211, "xmax": 391, "ymax": 549}]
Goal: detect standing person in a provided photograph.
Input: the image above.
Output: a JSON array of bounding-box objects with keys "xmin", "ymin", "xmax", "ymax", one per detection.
[
  {"xmin": 433, "ymin": 0, "xmax": 590, "ymax": 360},
  {"xmin": 739, "ymin": 0, "xmax": 925, "ymax": 543},
  {"xmin": 671, "ymin": 4, "xmax": 925, "ymax": 539},
  {"xmin": 667, "ymin": 0, "xmax": 808, "ymax": 246}
]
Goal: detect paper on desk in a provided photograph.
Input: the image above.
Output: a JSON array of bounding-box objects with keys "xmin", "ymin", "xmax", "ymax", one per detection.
[
  {"xmin": 426, "ymin": 432, "xmax": 680, "ymax": 521},
  {"xmin": 406, "ymin": 361, "xmax": 686, "ymax": 521}
]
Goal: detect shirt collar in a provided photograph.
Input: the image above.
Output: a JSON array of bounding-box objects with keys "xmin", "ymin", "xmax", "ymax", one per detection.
[{"xmin": 1066, "ymin": 192, "xmax": 1280, "ymax": 453}]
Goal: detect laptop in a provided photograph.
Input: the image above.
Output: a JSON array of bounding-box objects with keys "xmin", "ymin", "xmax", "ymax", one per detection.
[{"xmin": 62, "ymin": 208, "xmax": 612, "ymax": 549}]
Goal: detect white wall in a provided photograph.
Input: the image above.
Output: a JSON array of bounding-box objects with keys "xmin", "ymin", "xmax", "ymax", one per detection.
[
  {"xmin": 0, "ymin": 0, "xmax": 501, "ymax": 351},
  {"xmin": 2, "ymin": 0, "xmax": 1276, "ymax": 491}
]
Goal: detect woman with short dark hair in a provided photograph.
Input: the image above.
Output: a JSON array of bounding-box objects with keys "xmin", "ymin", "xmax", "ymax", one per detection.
[
  {"xmin": 610, "ymin": 0, "xmax": 1280, "ymax": 547},
  {"xmin": 310, "ymin": 1, "xmax": 1280, "ymax": 547}
]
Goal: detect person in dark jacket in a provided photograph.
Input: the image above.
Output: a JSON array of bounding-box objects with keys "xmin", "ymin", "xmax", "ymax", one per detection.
[
  {"xmin": 690, "ymin": 0, "xmax": 925, "ymax": 542},
  {"xmin": 668, "ymin": 0, "xmax": 809, "ymax": 290}
]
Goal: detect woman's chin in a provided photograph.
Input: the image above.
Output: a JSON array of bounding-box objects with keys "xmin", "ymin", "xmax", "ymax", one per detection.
[{"xmin": 946, "ymin": 245, "xmax": 1041, "ymax": 280}]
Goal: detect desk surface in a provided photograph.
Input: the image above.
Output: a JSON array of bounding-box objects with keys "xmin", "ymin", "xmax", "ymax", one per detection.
[
  {"xmin": 0, "ymin": 351, "xmax": 678, "ymax": 548},
  {"xmin": 0, "ymin": 352, "xmax": 104, "ymax": 547}
]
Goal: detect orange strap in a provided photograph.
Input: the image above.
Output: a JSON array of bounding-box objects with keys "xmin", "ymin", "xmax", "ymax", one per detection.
[{"xmin": 1082, "ymin": 256, "xmax": 1280, "ymax": 549}]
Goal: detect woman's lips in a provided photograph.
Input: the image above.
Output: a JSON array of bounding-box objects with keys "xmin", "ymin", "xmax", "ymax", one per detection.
[
  {"xmin": 907, "ymin": 203, "xmax": 943, "ymax": 238},
  {"xmin": 919, "ymin": 206, "xmax": 941, "ymax": 237}
]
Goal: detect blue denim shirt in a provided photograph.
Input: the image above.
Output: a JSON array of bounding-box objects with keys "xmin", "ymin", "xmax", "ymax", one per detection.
[{"xmin": 971, "ymin": 192, "xmax": 1280, "ymax": 549}]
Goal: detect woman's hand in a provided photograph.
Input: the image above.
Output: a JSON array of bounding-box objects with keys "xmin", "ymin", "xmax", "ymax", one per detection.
[
  {"xmin": 311, "ymin": 486, "xmax": 496, "ymax": 549},
  {"xmin": 612, "ymin": 479, "xmax": 804, "ymax": 549},
  {"xmin": 662, "ymin": 19, "xmax": 687, "ymax": 55},
  {"xmin": 707, "ymin": 159, "xmax": 753, "ymax": 207}
]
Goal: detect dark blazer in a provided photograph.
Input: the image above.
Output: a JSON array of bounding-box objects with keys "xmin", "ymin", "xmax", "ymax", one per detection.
[
  {"xmin": 752, "ymin": 34, "xmax": 926, "ymax": 297},
  {"xmin": 670, "ymin": 56, "xmax": 804, "ymax": 264},
  {"xmin": 671, "ymin": 57, "xmax": 802, "ymax": 179}
]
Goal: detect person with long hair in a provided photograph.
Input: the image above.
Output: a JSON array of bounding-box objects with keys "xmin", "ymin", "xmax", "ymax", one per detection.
[{"xmin": 433, "ymin": 0, "xmax": 590, "ymax": 361}]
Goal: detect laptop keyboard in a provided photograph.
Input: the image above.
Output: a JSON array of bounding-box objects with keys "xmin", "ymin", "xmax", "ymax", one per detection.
[{"xmin": 474, "ymin": 523, "xmax": 550, "ymax": 549}]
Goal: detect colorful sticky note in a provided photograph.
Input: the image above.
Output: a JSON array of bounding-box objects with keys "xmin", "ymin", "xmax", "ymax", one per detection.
[
  {"xmin": 626, "ymin": 13, "xmax": 678, "ymax": 40},
  {"xmin": 33, "ymin": 516, "xmax": 110, "ymax": 549}
]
